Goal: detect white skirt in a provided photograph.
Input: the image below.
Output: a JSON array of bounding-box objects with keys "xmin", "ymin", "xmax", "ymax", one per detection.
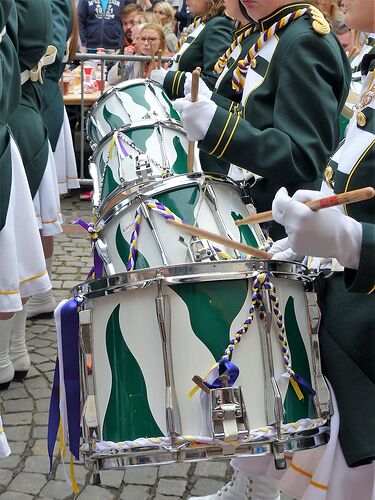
[
  {"xmin": 231, "ymin": 385, "xmax": 375, "ymax": 500},
  {"xmin": 33, "ymin": 143, "xmax": 63, "ymax": 236},
  {"xmin": 0, "ymin": 416, "xmax": 11, "ymax": 458},
  {"xmin": 53, "ymin": 107, "xmax": 80, "ymax": 195},
  {"xmin": 0, "ymin": 137, "xmax": 51, "ymax": 313}
]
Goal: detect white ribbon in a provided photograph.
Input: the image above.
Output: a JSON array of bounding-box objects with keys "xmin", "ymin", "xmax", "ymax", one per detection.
[
  {"xmin": 0, "ymin": 27, "xmax": 6, "ymax": 44},
  {"xmin": 21, "ymin": 45, "xmax": 57, "ymax": 85}
]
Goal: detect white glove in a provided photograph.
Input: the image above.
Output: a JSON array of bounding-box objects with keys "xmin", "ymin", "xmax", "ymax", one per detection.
[
  {"xmin": 272, "ymin": 187, "xmax": 363, "ymax": 269},
  {"xmin": 174, "ymin": 94, "xmax": 217, "ymax": 141},
  {"xmin": 183, "ymin": 72, "xmax": 212, "ymax": 98},
  {"xmin": 269, "ymin": 237, "xmax": 304, "ymax": 262},
  {"xmin": 150, "ymin": 67, "xmax": 168, "ymax": 86}
]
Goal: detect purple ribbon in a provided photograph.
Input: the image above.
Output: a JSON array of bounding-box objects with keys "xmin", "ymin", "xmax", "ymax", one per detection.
[
  {"xmin": 117, "ymin": 136, "xmax": 128, "ymax": 157},
  {"xmin": 47, "ymin": 298, "xmax": 82, "ymax": 469},
  {"xmin": 291, "ymin": 372, "xmax": 316, "ymax": 397},
  {"xmin": 73, "ymin": 219, "xmax": 103, "ymax": 279},
  {"xmin": 204, "ymin": 359, "xmax": 240, "ymax": 390}
]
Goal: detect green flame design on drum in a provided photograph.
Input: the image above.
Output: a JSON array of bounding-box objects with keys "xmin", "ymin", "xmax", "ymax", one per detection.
[
  {"xmin": 103, "ymin": 304, "xmax": 162, "ymax": 442},
  {"xmin": 231, "ymin": 212, "xmax": 258, "ymax": 248},
  {"xmin": 284, "ymin": 297, "xmax": 316, "ymax": 421},
  {"xmin": 115, "ymin": 224, "xmax": 150, "ymax": 270},
  {"xmin": 121, "ymin": 83, "xmax": 152, "ymax": 111},
  {"xmin": 171, "ymin": 136, "xmax": 188, "ymax": 174},
  {"xmin": 103, "ymin": 105, "xmax": 124, "ymax": 131}
]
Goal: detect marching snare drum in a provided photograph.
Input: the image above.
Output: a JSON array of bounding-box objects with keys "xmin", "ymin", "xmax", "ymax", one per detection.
[
  {"xmin": 95, "ymin": 173, "xmax": 267, "ymax": 274},
  {"xmin": 75, "ymin": 260, "xmax": 330, "ymax": 469},
  {"xmin": 87, "ymin": 79, "xmax": 180, "ymax": 147},
  {"xmin": 90, "ymin": 121, "xmax": 201, "ymax": 208}
]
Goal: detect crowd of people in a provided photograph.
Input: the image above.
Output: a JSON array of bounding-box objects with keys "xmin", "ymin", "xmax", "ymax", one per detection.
[{"xmin": 0, "ymin": 0, "xmax": 374, "ymax": 497}]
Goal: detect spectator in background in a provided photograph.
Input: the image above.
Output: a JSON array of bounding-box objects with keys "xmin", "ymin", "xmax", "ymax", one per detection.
[
  {"xmin": 134, "ymin": 10, "xmax": 159, "ymax": 24},
  {"xmin": 78, "ymin": 0, "xmax": 128, "ymax": 51},
  {"xmin": 119, "ymin": 3, "xmax": 142, "ymax": 49},
  {"xmin": 153, "ymin": 2, "xmax": 177, "ymax": 52},
  {"xmin": 336, "ymin": 24, "xmax": 353, "ymax": 54},
  {"xmin": 108, "ymin": 22, "xmax": 168, "ymax": 83},
  {"xmin": 175, "ymin": 0, "xmax": 192, "ymax": 35}
]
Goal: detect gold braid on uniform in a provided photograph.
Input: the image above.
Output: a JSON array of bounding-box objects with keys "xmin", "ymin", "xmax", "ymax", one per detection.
[
  {"xmin": 214, "ymin": 24, "xmax": 257, "ymax": 74},
  {"xmin": 175, "ymin": 16, "xmax": 205, "ymax": 52},
  {"xmin": 232, "ymin": 6, "xmax": 330, "ymax": 93}
]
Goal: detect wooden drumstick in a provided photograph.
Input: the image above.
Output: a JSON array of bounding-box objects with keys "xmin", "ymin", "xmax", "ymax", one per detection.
[
  {"xmin": 166, "ymin": 219, "xmax": 271, "ymax": 259},
  {"xmin": 157, "ymin": 49, "xmax": 162, "ymax": 69},
  {"xmin": 235, "ymin": 187, "xmax": 375, "ymax": 226},
  {"xmin": 187, "ymin": 67, "xmax": 201, "ymax": 173}
]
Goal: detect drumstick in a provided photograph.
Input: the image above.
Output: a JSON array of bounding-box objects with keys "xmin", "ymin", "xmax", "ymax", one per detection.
[
  {"xmin": 235, "ymin": 187, "xmax": 375, "ymax": 226},
  {"xmin": 157, "ymin": 49, "xmax": 162, "ymax": 70},
  {"xmin": 187, "ymin": 67, "xmax": 201, "ymax": 173},
  {"xmin": 166, "ymin": 219, "xmax": 271, "ymax": 259}
]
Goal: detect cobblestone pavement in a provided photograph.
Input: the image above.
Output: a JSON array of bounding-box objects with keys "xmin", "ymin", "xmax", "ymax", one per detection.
[{"xmin": 0, "ymin": 193, "xmax": 291, "ymax": 500}]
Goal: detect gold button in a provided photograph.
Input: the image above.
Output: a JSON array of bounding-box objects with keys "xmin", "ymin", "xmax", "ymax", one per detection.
[
  {"xmin": 356, "ymin": 111, "xmax": 367, "ymax": 127},
  {"xmin": 250, "ymin": 58, "xmax": 257, "ymax": 69}
]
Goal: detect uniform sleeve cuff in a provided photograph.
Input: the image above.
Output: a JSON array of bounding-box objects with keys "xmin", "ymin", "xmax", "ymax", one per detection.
[
  {"xmin": 211, "ymin": 92, "xmax": 236, "ymax": 112},
  {"xmin": 164, "ymin": 71, "xmax": 186, "ymax": 99},
  {"xmin": 344, "ymin": 223, "xmax": 375, "ymax": 294},
  {"xmin": 200, "ymin": 106, "xmax": 239, "ymax": 159}
]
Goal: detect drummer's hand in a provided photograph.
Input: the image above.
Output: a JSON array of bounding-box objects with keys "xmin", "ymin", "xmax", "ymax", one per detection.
[
  {"xmin": 269, "ymin": 237, "xmax": 304, "ymax": 262},
  {"xmin": 272, "ymin": 187, "xmax": 362, "ymax": 269},
  {"xmin": 174, "ymin": 94, "xmax": 217, "ymax": 141},
  {"xmin": 150, "ymin": 67, "xmax": 168, "ymax": 85},
  {"xmin": 184, "ymin": 73, "xmax": 212, "ymax": 99},
  {"xmin": 124, "ymin": 46, "xmax": 135, "ymax": 55}
]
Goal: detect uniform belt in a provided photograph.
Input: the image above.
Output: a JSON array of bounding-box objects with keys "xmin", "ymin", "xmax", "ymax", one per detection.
[
  {"xmin": 0, "ymin": 27, "xmax": 6, "ymax": 44},
  {"xmin": 20, "ymin": 45, "xmax": 57, "ymax": 85}
]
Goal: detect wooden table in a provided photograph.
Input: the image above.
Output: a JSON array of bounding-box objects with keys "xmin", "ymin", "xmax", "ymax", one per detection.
[{"xmin": 63, "ymin": 90, "xmax": 101, "ymax": 106}]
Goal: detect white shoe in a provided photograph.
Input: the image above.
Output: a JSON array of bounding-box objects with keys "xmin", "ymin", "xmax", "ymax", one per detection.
[
  {"xmin": 10, "ymin": 308, "xmax": 30, "ymax": 380},
  {"xmin": 26, "ymin": 289, "xmax": 56, "ymax": 319},
  {"xmin": 0, "ymin": 317, "xmax": 15, "ymax": 389},
  {"xmin": 189, "ymin": 471, "xmax": 280, "ymax": 500}
]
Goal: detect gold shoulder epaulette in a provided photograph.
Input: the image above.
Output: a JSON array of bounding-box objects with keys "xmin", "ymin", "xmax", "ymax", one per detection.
[{"xmin": 309, "ymin": 6, "xmax": 330, "ymax": 35}]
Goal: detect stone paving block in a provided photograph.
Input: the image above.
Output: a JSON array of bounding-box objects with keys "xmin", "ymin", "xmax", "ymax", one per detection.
[
  {"xmin": 190, "ymin": 478, "xmax": 226, "ymax": 496},
  {"xmin": 4, "ymin": 425, "xmax": 31, "ymax": 441},
  {"xmin": 8, "ymin": 442, "xmax": 26, "ymax": 455},
  {"xmin": 2, "ymin": 412, "xmax": 32, "ymax": 426},
  {"xmin": 37, "ymin": 362, "xmax": 55, "ymax": 373},
  {"xmin": 32, "ymin": 426, "xmax": 48, "ymax": 439},
  {"xmin": 0, "ymin": 469, "xmax": 13, "ymax": 486},
  {"xmin": 76, "ymin": 485, "xmax": 114, "ymax": 499},
  {"xmin": 7, "ymin": 472, "xmax": 47, "ymax": 495},
  {"xmin": 158, "ymin": 462, "xmax": 191, "ymax": 478},
  {"xmin": 0, "ymin": 454, "xmax": 22, "ymax": 470},
  {"xmin": 0, "ymin": 387, "xmax": 28, "ymax": 400},
  {"xmin": 23, "ymin": 456, "xmax": 50, "ymax": 474},
  {"xmin": 29, "ymin": 353, "xmax": 49, "ymax": 365},
  {"xmin": 3, "ymin": 399, "xmax": 33, "ymax": 413},
  {"xmin": 37, "ymin": 347, "xmax": 57, "ymax": 357},
  {"xmin": 153, "ymin": 496, "xmax": 182, "ymax": 500},
  {"xmin": 29, "ymin": 324, "xmax": 51, "ymax": 334},
  {"xmin": 120, "ymin": 484, "xmax": 150, "ymax": 499},
  {"xmin": 28, "ymin": 339, "xmax": 51, "ymax": 349},
  {"xmin": 0, "ymin": 493, "xmax": 34, "ymax": 499},
  {"xmin": 124, "ymin": 467, "xmax": 158, "ymax": 486},
  {"xmin": 194, "ymin": 461, "xmax": 228, "ymax": 479},
  {"xmin": 33, "ymin": 412, "xmax": 49, "ymax": 425},
  {"xmin": 39, "ymin": 479, "xmax": 73, "ymax": 499},
  {"xmin": 45, "ymin": 372, "xmax": 55, "ymax": 383},
  {"xmin": 35, "ymin": 398, "xmax": 51, "ymax": 412},
  {"xmin": 31, "ymin": 439, "xmax": 57, "ymax": 456},
  {"xmin": 27, "ymin": 387, "xmax": 51, "ymax": 399},
  {"xmin": 97, "ymin": 470, "xmax": 125, "ymax": 488},
  {"xmin": 24, "ymin": 377, "xmax": 48, "ymax": 389},
  {"xmin": 55, "ymin": 464, "xmax": 88, "ymax": 483},
  {"xmin": 62, "ymin": 281, "xmax": 79, "ymax": 290},
  {"xmin": 156, "ymin": 478, "xmax": 187, "ymax": 497}
]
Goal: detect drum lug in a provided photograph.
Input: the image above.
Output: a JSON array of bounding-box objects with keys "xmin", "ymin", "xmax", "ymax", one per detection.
[
  {"xmin": 209, "ymin": 385, "xmax": 249, "ymax": 442},
  {"xmin": 187, "ymin": 238, "xmax": 219, "ymax": 262},
  {"xmin": 135, "ymin": 154, "xmax": 153, "ymax": 182},
  {"xmin": 306, "ymin": 292, "xmax": 331, "ymax": 417},
  {"xmin": 272, "ymin": 439, "xmax": 287, "ymax": 470}
]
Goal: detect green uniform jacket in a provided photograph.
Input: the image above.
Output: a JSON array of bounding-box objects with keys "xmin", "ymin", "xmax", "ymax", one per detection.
[
  {"xmin": 200, "ymin": 3, "xmax": 351, "ymax": 239},
  {"xmin": 318, "ymin": 48, "xmax": 375, "ymax": 467},
  {"xmin": 0, "ymin": 1, "xmax": 21, "ymax": 231},
  {"xmin": 164, "ymin": 14, "xmax": 234, "ymax": 173},
  {"xmin": 42, "ymin": 0, "xmax": 72, "ymax": 151},
  {"xmin": 8, "ymin": 0, "xmax": 53, "ymax": 199}
]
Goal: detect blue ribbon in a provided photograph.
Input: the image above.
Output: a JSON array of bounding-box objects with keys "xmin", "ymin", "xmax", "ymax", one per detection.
[
  {"xmin": 292, "ymin": 372, "xmax": 316, "ymax": 397},
  {"xmin": 204, "ymin": 359, "xmax": 240, "ymax": 390},
  {"xmin": 47, "ymin": 298, "xmax": 82, "ymax": 469},
  {"xmin": 73, "ymin": 219, "xmax": 103, "ymax": 279}
]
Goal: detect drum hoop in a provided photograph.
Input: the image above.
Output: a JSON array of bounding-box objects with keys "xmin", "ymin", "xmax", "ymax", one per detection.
[
  {"xmin": 86, "ymin": 79, "xmax": 176, "ymax": 145},
  {"xmin": 90, "ymin": 119, "xmax": 186, "ymax": 164},
  {"xmin": 97, "ymin": 172, "xmax": 243, "ymax": 223},
  {"xmin": 72, "ymin": 260, "xmax": 311, "ymax": 299}
]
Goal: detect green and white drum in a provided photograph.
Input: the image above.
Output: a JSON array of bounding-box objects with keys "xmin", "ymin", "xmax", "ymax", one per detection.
[
  {"xmin": 75, "ymin": 260, "xmax": 330, "ymax": 469},
  {"xmin": 95, "ymin": 173, "xmax": 267, "ymax": 274},
  {"xmin": 90, "ymin": 121, "xmax": 201, "ymax": 208},
  {"xmin": 87, "ymin": 79, "xmax": 180, "ymax": 147}
]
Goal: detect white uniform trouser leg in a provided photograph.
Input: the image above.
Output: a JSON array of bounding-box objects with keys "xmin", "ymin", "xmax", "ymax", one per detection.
[
  {"xmin": 0, "ymin": 317, "xmax": 15, "ymax": 388},
  {"xmin": 10, "ymin": 306, "xmax": 30, "ymax": 379}
]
